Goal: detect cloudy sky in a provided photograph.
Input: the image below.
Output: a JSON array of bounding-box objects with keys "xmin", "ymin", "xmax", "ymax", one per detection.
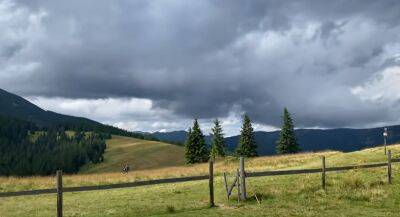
[{"xmin": 1, "ymin": 0, "xmax": 400, "ymax": 135}]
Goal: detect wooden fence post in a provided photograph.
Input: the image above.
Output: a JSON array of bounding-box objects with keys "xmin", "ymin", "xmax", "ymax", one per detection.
[
  {"xmin": 223, "ymin": 172, "xmax": 229, "ymax": 200},
  {"xmin": 236, "ymin": 168, "xmax": 241, "ymax": 202},
  {"xmin": 56, "ymin": 170, "xmax": 63, "ymax": 217},
  {"xmin": 387, "ymin": 150, "xmax": 392, "ymax": 184},
  {"xmin": 384, "ymin": 134, "xmax": 387, "ymax": 155},
  {"xmin": 209, "ymin": 160, "xmax": 215, "ymax": 207},
  {"xmin": 226, "ymin": 175, "xmax": 238, "ymax": 200},
  {"xmin": 240, "ymin": 157, "xmax": 247, "ymax": 200},
  {"xmin": 322, "ymin": 156, "xmax": 326, "ymax": 190}
]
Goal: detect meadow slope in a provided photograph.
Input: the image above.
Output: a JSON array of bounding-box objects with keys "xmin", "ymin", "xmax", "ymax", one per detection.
[
  {"xmin": 79, "ymin": 135, "xmax": 186, "ymax": 174},
  {"xmin": 1, "ymin": 143, "xmax": 400, "ymax": 216}
]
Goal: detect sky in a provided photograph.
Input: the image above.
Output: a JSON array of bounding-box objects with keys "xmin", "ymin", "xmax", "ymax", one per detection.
[{"xmin": 1, "ymin": 0, "xmax": 400, "ymax": 136}]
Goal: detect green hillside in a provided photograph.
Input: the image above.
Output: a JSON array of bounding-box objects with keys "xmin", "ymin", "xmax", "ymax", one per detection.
[
  {"xmin": 0, "ymin": 88, "xmax": 157, "ymax": 140},
  {"xmin": 80, "ymin": 135, "xmax": 185, "ymax": 173},
  {"xmin": 1, "ymin": 144, "xmax": 400, "ymax": 216},
  {"xmin": 0, "ymin": 88, "xmax": 101, "ymax": 128}
]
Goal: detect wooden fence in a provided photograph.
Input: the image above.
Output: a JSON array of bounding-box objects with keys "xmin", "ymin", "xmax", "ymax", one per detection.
[
  {"xmin": 0, "ymin": 174, "xmax": 210, "ymax": 197},
  {"xmin": 227, "ymin": 150, "xmax": 397, "ymax": 200},
  {"xmin": 0, "ymin": 151, "xmax": 398, "ymax": 216}
]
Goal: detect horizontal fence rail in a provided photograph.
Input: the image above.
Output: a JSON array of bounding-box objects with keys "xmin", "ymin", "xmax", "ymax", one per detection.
[
  {"xmin": 247, "ymin": 158, "xmax": 400, "ymax": 177},
  {"xmin": 0, "ymin": 175, "xmax": 209, "ymax": 198},
  {"xmin": 1, "ymin": 158, "xmax": 399, "ymax": 198}
]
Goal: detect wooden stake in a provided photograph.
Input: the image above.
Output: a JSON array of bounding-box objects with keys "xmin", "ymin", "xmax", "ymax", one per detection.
[
  {"xmin": 209, "ymin": 160, "xmax": 215, "ymax": 207},
  {"xmin": 56, "ymin": 170, "xmax": 63, "ymax": 217},
  {"xmin": 322, "ymin": 156, "xmax": 326, "ymax": 190},
  {"xmin": 384, "ymin": 135, "xmax": 387, "ymax": 155},
  {"xmin": 223, "ymin": 172, "xmax": 229, "ymax": 200},
  {"xmin": 237, "ymin": 168, "xmax": 241, "ymax": 202},
  {"xmin": 227, "ymin": 177, "xmax": 237, "ymax": 199},
  {"xmin": 240, "ymin": 157, "xmax": 247, "ymax": 200},
  {"xmin": 388, "ymin": 150, "xmax": 392, "ymax": 184},
  {"xmin": 254, "ymin": 193, "xmax": 261, "ymax": 204}
]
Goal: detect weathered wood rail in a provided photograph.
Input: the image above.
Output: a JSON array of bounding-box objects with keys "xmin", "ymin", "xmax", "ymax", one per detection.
[
  {"xmin": 0, "ymin": 174, "xmax": 209, "ymax": 198},
  {"xmin": 247, "ymin": 159, "xmax": 400, "ymax": 178}
]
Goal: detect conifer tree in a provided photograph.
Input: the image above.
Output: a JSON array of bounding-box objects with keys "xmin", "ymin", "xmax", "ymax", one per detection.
[
  {"xmin": 236, "ymin": 115, "xmax": 258, "ymax": 157},
  {"xmin": 210, "ymin": 119, "xmax": 226, "ymax": 159},
  {"xmin": 277, "ymin": 108, "xmax": 300, "ymax": 154},
  {"xmin": 184, "ymin": 127, "xmax": 193, "ymax": 163},
  {"xmin": 185, "ymin": 119, "xmax": 209, "ymax": 164}
]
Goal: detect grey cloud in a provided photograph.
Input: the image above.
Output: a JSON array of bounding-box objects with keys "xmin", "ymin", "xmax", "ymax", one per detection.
[
  {"xmin": 2, "ymin": 0, "xmax": 400, "ymax": 129},
  {"xmin": 0, "ymin": 44, "xmax": 22, "ymax": 59}
]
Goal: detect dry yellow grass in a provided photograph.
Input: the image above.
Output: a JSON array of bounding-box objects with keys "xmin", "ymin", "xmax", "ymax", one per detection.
[{"xmin": 1, "ymin": 142, "xmax": 399, "ymax": 193}]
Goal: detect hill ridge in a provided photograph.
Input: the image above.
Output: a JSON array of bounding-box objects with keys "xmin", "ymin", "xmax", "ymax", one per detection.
[
  {"xmin": 0, "ymin": 88, "xmax": 156, "ymax": 140},
  {"xmin": 151, "ymin": 125, "xmax": 400, "ymax": 155}
]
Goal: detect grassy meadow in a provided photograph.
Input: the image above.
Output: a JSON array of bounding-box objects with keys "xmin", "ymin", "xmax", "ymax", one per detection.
[
  {"xmin": 80, "ymin": 135, "xmax": 185, "ymax": 174},
  {"xmin": 1, "ymin": 136, "xmax": 400, "ymax": 216}
]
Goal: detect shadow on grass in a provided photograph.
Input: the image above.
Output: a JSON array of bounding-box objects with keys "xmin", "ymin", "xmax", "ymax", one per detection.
[
  {"xmin": 224, "ymin": 192, "xmax": 275, "ymax": 205},
  {"xmin": 158, "ymin": 204, "xmax": 216, "ymax": 216}
]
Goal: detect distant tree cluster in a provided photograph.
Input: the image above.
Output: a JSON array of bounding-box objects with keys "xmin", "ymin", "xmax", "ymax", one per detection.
[
  {"xmin": 184, "ymin": 108, "xmax": 300, "ymax": 164},
  {"xmin": 51, "ymin": 122, "xmax": 158, "ymax": 141},
  {"xmin": 0, "ymin": 116, "xmax": 107, "ymax": 176},
  {"xmin": 184, "ymin": 115, "xmax": 257, "ymax": 164}
]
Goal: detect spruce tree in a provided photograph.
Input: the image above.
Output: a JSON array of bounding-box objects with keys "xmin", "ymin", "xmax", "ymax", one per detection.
[
  {"xmin": 184, "ymin": 128, "xmax": 193, "ymax": 164},
  {"xmin": 185, "ymin": 119, "xmax": 209, "ymax": 164},
  {"xmin": 236, "ymin": 115, "xmax": 258, "ymax": 157},
  {"xmin": 276, "ymin": 108, "xmax": 300, "ymax": 154},
  {"xmin": 210, "ymin": 119, "xmax": 226, "ymax": 159}
]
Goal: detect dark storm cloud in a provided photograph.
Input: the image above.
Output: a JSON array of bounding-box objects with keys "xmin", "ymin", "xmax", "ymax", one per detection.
[{"xmin": 2, "ymin": 0, "xmax": 400, "ymax": 128}]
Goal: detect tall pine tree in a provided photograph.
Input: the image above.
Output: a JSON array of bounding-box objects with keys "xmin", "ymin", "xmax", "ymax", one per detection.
[
  {"xmin": 236, "ymin": 115, "xmax": 258, "ymax": 157},
  {"xmin": 276, "ymin": 108, "xmax": 300, "ymax": 154},
  {"xmin": 185, "ymin": 119, "xmax": 209, "ymax": 164},
  {"xmin": 210, "ymin": 119, "xmax": 226, "ymax": 159},
  {"xmin": 184, "ymin": 127, "xmax": 193, "ymax": 163}
]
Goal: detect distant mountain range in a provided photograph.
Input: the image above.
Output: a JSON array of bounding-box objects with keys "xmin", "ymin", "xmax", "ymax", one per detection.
[
  {"xmin": 0, "ymin": 88, "xmax": 102, "ymax": 127},
  {"xmin": 151, "ymin": 126, "xmax": 400, "ymax": 156},
  {"xmin": 2, "ymin": 88, "xmax": 400, "ymax": 155},
  {"xmin": 0, "ymin": 88, "xmax": 156, "ymax": 140},
  {"xmin": 151, "ymin": 131, "xmax": 190, "ymax": 144}
]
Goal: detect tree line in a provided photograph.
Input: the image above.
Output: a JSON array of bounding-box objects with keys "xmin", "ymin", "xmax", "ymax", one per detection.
[
  {"xmin": 0, "ymin": 116, "xmax": 107, "ymax": 176},
  {"xmin": 49, "ymin": 121, "xmax": 158, "ymax": 141},
  {"xmin": 184, "ymin": 108, "xmax": 300, "ymax": 164}
]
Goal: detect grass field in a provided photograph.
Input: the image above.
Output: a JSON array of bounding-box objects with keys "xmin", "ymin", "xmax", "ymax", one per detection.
[
  {"xmin": 1, "ymin": 139, "xmax": 400, "ymax": 216},
  {"xmin": 80, "ymin": 135, "xmax": 185, "ymax": 173},
  {"xmin": 31, "ymin": 133, "xmax": 186, "ymax": 173}
]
